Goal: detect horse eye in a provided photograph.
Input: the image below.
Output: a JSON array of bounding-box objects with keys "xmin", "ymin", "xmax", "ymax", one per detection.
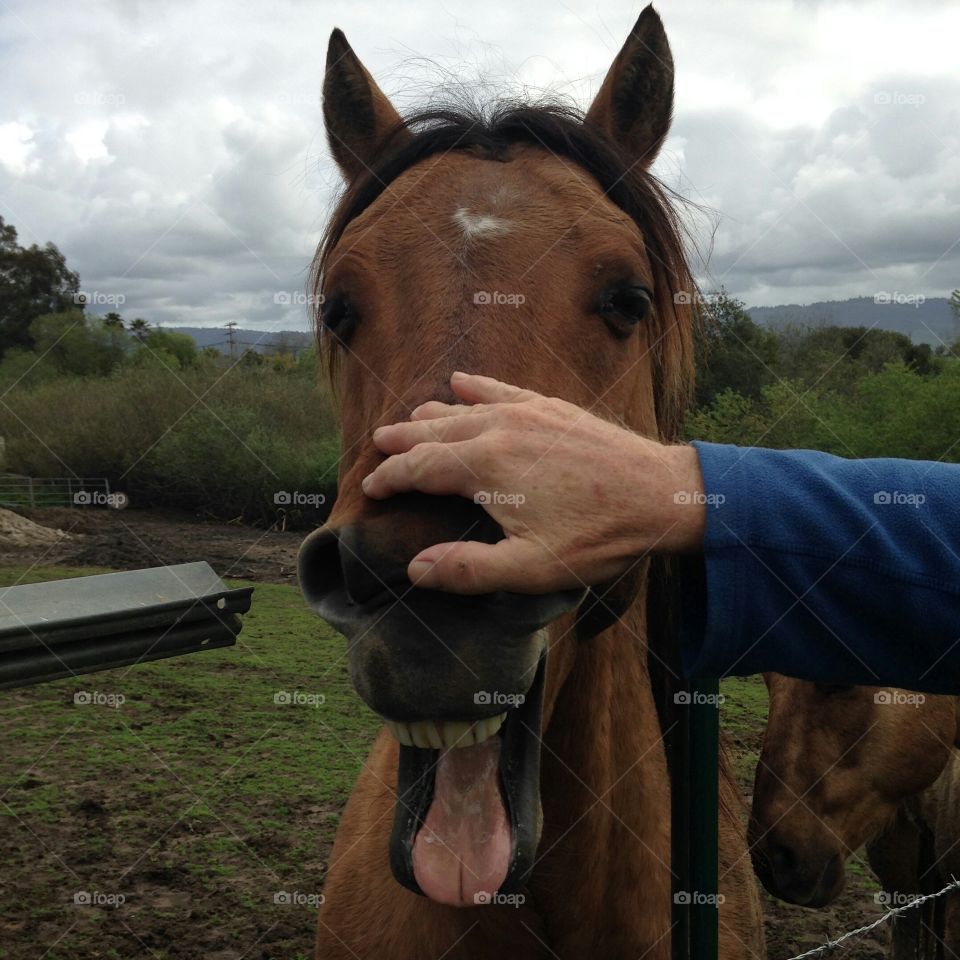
[
  {"xmin": 598, "ymin": 283, "xmax": 653, "ymax": 334},
  {"xmin": 321, "ymin": 293, "xmax": 356, "ymax": 342}
]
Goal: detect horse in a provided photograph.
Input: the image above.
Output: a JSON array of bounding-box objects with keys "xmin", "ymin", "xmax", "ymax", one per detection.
[
  {"xmin": 749, "ymin": 675, "xmax": 960, "ymax": 957},
  {"xmin": 297, "ymin": 8, "xmax": 764, "ymax": 958},
  {"xmin": 910, "ymin": 751, "xmax": 960, "ymax": 958},
  {"xmin": 860, "ymin": 736, "xmax": 960, "ymax": 960}
]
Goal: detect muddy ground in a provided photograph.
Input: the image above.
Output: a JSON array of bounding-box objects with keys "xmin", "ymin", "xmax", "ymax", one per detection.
[{"xmin": 5, "ymin": 506, "xmax": 303, "ymax": 585}]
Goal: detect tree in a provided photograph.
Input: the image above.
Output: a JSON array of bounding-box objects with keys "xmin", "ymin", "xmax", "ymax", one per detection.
[
  {"xmin": 239, "ymin": 347, "xmax": 265, "ymax": 367},
  {"xmin": 0, "ymin": 309, "xmax": 127, "ymax": 383},
  {"xmin": 129, "ymin": 317, "xmax": 150, "ymax": 342},
  {"xmin": 142, "ymin": 329, "xmax": 197, "ymax": 369},
  {"xmin": 0, "ymin": 215, "xmax": 82, "ymax": 357},
  {"xmin": 198, "ymin": 345, "xmax": 222, "ymax": 367},
  {"xmin": 271, "ymin": 351, "xmax": 297, "ymax": 374},
  {"xmin": 102, "ymin": 312, "xmax": 125, "ymax": 329},
  {"xmin": 777, "ymin": 325, "xmax": 937, "ymax": 387},
  {"xmin": 694, "ymin": 290, "xmax": 779, "ymax": 408}
]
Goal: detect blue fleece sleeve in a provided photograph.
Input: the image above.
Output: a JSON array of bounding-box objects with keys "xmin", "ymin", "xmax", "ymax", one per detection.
[{"xmin": 680, "ymin": 442, "xmax": 960, "ymax": 693}]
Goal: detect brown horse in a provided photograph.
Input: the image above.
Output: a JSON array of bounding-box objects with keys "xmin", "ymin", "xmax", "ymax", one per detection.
[
  {"xmin": 298, "ymin": 8, "xmax": 764, "ymax": 958},
  {"xmin": 910, "ymin": 751, "xmax": 960, "ymax": 959},
  {"xmin": 749, "ymin": 675, "xmax": 959, "ymax": 956}
]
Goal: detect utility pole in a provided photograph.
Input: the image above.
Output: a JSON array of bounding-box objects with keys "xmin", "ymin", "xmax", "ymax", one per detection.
[{"xmin": 225, "ymin": 321, "xmax": 238, "ymax": 361}]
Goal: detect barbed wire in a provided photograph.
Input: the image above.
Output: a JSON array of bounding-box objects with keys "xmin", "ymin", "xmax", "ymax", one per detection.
[{"xmin": 783, "ymin": 877, "xmax": 960, "ymax": 960}]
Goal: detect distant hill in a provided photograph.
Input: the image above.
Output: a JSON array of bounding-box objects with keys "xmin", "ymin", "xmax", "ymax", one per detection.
[
  {"xmin": 164, "ymin": 297, "xmax": 957, "ymax": 354},
  {"xmin": 747, "ymin": 297, "xmax": 956, "ymax": 346},
  {"xmin": 161, "ymin": 326, "xmax": 313, "ymax": 356}
]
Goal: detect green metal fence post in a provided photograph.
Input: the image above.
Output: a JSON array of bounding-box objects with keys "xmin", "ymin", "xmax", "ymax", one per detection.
[
  {"xmin": 671, "ymin": 685, "xmax": 691, "ymax": 960},
  {"xmin": 689, "ymin": 677, "xmax": 720, "ymax": 960}
]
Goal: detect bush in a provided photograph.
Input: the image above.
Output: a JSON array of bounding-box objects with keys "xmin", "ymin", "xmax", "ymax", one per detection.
[
  {"xmin": 0, "ymin": 365, "xmax": 339, "ymax": 525},
  {"xmin": 128, "ymin": 329, "xmax": 203, "ymax": 371},
  {"xmin": 687, "ymin": 362, "xmax": 960, "ymax": 465},
  {"xmin": 0, "ymin": 310, "xmax": 128, "ymax": 384}
]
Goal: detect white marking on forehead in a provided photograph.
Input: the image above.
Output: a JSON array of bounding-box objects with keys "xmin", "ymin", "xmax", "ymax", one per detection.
[{"xmin": 453, "ymin": 206, "xmax": 512, "ymax": 240}]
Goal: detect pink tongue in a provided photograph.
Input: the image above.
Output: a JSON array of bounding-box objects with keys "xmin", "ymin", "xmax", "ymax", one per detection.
[{"xmin": 411, "ymin": 737, "xmax": 512, "ymax": 907}]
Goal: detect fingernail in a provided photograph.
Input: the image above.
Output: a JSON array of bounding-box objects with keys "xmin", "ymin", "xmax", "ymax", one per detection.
[
  {"xmin": 361, "ymin": 474, "xmax": 373, "ymax": 492},
  {"xmin": 372, "ymin": 427, "xmax": 384, "ymax": 441},
  {"xmin": 451, "ymin": 370, "xmax": 467, "ymax": 381},
  {"xmin": 409, "ymin": 558, "xmax": 435, "ymax": 581}
]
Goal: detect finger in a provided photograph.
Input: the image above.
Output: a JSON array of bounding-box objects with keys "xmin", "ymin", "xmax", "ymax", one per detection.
[
  {"xmin": 407, "ymin": 538, "xmax": 546, "ymax": 595},
  {"xmin": 410, "ymin": 400, "xmax": 484, "ymax": 421},
  {"xmin": 450, "ymin": 371, "xmax": 541, "ymax": 405},
  {"xmin": 373, "ymin": 415, "xmax": 488, "ymax": 455},
  {"xmin": 362, "ymin": 442, "xmax": 478, "ymax": 500}
]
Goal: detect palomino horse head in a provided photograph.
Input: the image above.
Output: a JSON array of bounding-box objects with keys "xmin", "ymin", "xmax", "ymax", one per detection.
[
  {"xmin": 749, "ymin": 674, "xmax": 960, "ymax": 907},
  {"xmin": 298, "ymin": 5, "xmax": 695, "ymax": 906}
]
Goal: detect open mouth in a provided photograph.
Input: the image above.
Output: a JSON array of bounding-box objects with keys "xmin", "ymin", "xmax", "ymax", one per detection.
[{"xmin": 386, "ymin": 654, "xmax": 547, "ymax": 907}]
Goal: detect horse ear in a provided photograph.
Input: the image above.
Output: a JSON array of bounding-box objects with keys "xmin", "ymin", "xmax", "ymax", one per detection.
[
  {"xmin": 323, "ymin": 29, "xmax": 410, "ymax": 182},
  {"xmin": 585, "ymin": 5, "xmax": 674, "ymax": 168}
]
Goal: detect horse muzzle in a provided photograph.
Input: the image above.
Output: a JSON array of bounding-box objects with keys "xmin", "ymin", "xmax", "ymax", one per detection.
[
  {"xmin": 298, "ymin": 519, "xmax": 585, "ymax": 906},
  {"xmin": 750, "ymin": 829, "xmax": 845, "ymax": 907}
]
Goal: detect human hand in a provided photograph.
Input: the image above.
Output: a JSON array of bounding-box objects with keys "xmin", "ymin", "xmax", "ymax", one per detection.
[{"xmin": 362, "ymin": 372, "xmax": 706, "ymax": 594}]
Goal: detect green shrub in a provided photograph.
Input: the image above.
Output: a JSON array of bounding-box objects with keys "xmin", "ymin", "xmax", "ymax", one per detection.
[
  {"xmin": 687, "ymin": 362, "xmax": 960, "ymax": 465},
  {"xmin": 0, "ymin": 365, "xmax": 339, "ymax": 525}
]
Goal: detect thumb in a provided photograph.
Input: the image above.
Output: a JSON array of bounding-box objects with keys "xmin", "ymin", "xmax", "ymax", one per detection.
[{"xmin": 407, "ymin": 538, "xmax": 543, "ymax": 595}]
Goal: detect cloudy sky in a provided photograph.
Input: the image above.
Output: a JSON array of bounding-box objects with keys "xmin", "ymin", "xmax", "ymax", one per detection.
[{"xmin": 1, "ymin": 0, "xmax": 958, "ymax": 331}]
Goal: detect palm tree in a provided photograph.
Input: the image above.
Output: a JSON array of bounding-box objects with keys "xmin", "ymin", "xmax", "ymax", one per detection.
[
  {"xmin": 129, "ymin": 318, "xmax": 150, "ymax": 342},
  {"xmin": 102, "ymin": 312, "xmax": 125, "ymax": 330}
]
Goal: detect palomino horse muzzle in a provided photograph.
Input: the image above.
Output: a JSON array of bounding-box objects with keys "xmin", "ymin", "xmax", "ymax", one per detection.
[
  {"xmin": 298, "ymin": 493, "xmax": 585, "ymax": 721},
  {"xmin": 298, "ymin": 492, "xmax": 586, "ymax": 905}
]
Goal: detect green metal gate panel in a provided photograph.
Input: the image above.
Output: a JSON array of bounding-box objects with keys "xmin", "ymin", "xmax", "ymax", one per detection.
[{"xmin": 0, "ymin": 562, "xmax": 253, "ymax": 689}]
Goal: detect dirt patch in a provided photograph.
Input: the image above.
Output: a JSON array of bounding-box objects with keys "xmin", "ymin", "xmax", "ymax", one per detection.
[
  {"xmin": 3, "ymin": 506, "xmax": 303, "ymax": 584},
  {"xmin": 0, "ymin": 507, "xmax": 71, "ymax": 547}
]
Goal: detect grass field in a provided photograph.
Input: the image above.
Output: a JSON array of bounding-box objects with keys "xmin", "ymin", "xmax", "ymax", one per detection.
[
  {"xmin": 0, "ymin": 565, "xmax": 887, "ymax": 959},
  {"xmin": 0, "ymin": 566, "xmax": 379, "ymax": 959}
]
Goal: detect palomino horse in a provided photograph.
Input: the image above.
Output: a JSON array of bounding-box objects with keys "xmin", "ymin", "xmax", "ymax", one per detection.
[
  {"xmin": 750, "ymin": 676, "xmax": 960, "ymax": 957},
  {"xmin": 911, "ymin": 751, "xmax": 960, "ymax": 959},
  {"xmin": 298, "ymin": 7, "xmax": 764, "ymax": 958}
]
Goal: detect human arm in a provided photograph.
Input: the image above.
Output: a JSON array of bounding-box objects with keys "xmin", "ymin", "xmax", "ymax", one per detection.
[
  {"xmin": 364, "ymin": 372, "xmax": 960, "ymax": 693},
  {"xmin": 681, "ymin": 441, "xmax": 960, "ymax": 693}
]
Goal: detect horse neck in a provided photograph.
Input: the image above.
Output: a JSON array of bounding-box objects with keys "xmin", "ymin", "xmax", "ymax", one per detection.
[
  {"xmin": 534, "ymin": 593, "xmax": 672, "ymax": 928},
  {"xmin": 543, "ymin": 592, "xmax": 663, "ymax": 803}
]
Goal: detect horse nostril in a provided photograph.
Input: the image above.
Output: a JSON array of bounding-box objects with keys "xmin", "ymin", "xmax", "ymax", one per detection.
[
  {"xmin": 307, "ymin": 496, "xmax": 506, "ymax": 610},
  {"xmin": 298, "ymin": 527, "xmax": 347, "ymax": 609},
  {"xmin": 769, "ymin": 841, "xmax": 798, "ymax": 880},
  {"xmin": 298, "ymin": 517, "xmax": 457, "ymax": 615}
]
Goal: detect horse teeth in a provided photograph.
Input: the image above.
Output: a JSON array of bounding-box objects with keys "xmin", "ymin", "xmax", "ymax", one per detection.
[
  {"xmin": 425, "ymin": 721, "xmax": 444, "ymax": 749},
  {"xmin": 384, "ymin": 713, "xmax": 509, "ymax": 749},
  {"xmin": 442, "ymin": 721, "xmax": 473, "ymax": 748},
  {"xmin": 411, "ymin": 723, "xmax": 432, "ymax": 749},
  {"xmin": 385, "ymin": 720, "xmax": 413, "ymax": 746},
  {"xmin": 474, "ymin": 713, "xmax": 507, "ymax": 745}
]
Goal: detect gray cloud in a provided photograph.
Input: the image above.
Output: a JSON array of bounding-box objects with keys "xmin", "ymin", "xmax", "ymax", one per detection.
[{"xmin": 0, "ymin": 0, "xmax": 957, "ymax": 331}]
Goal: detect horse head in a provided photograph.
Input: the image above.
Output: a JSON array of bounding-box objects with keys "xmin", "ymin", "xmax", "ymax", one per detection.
[{"xmin": 749, "ymin": 674, "xmax": 960, "ymax": 907}]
